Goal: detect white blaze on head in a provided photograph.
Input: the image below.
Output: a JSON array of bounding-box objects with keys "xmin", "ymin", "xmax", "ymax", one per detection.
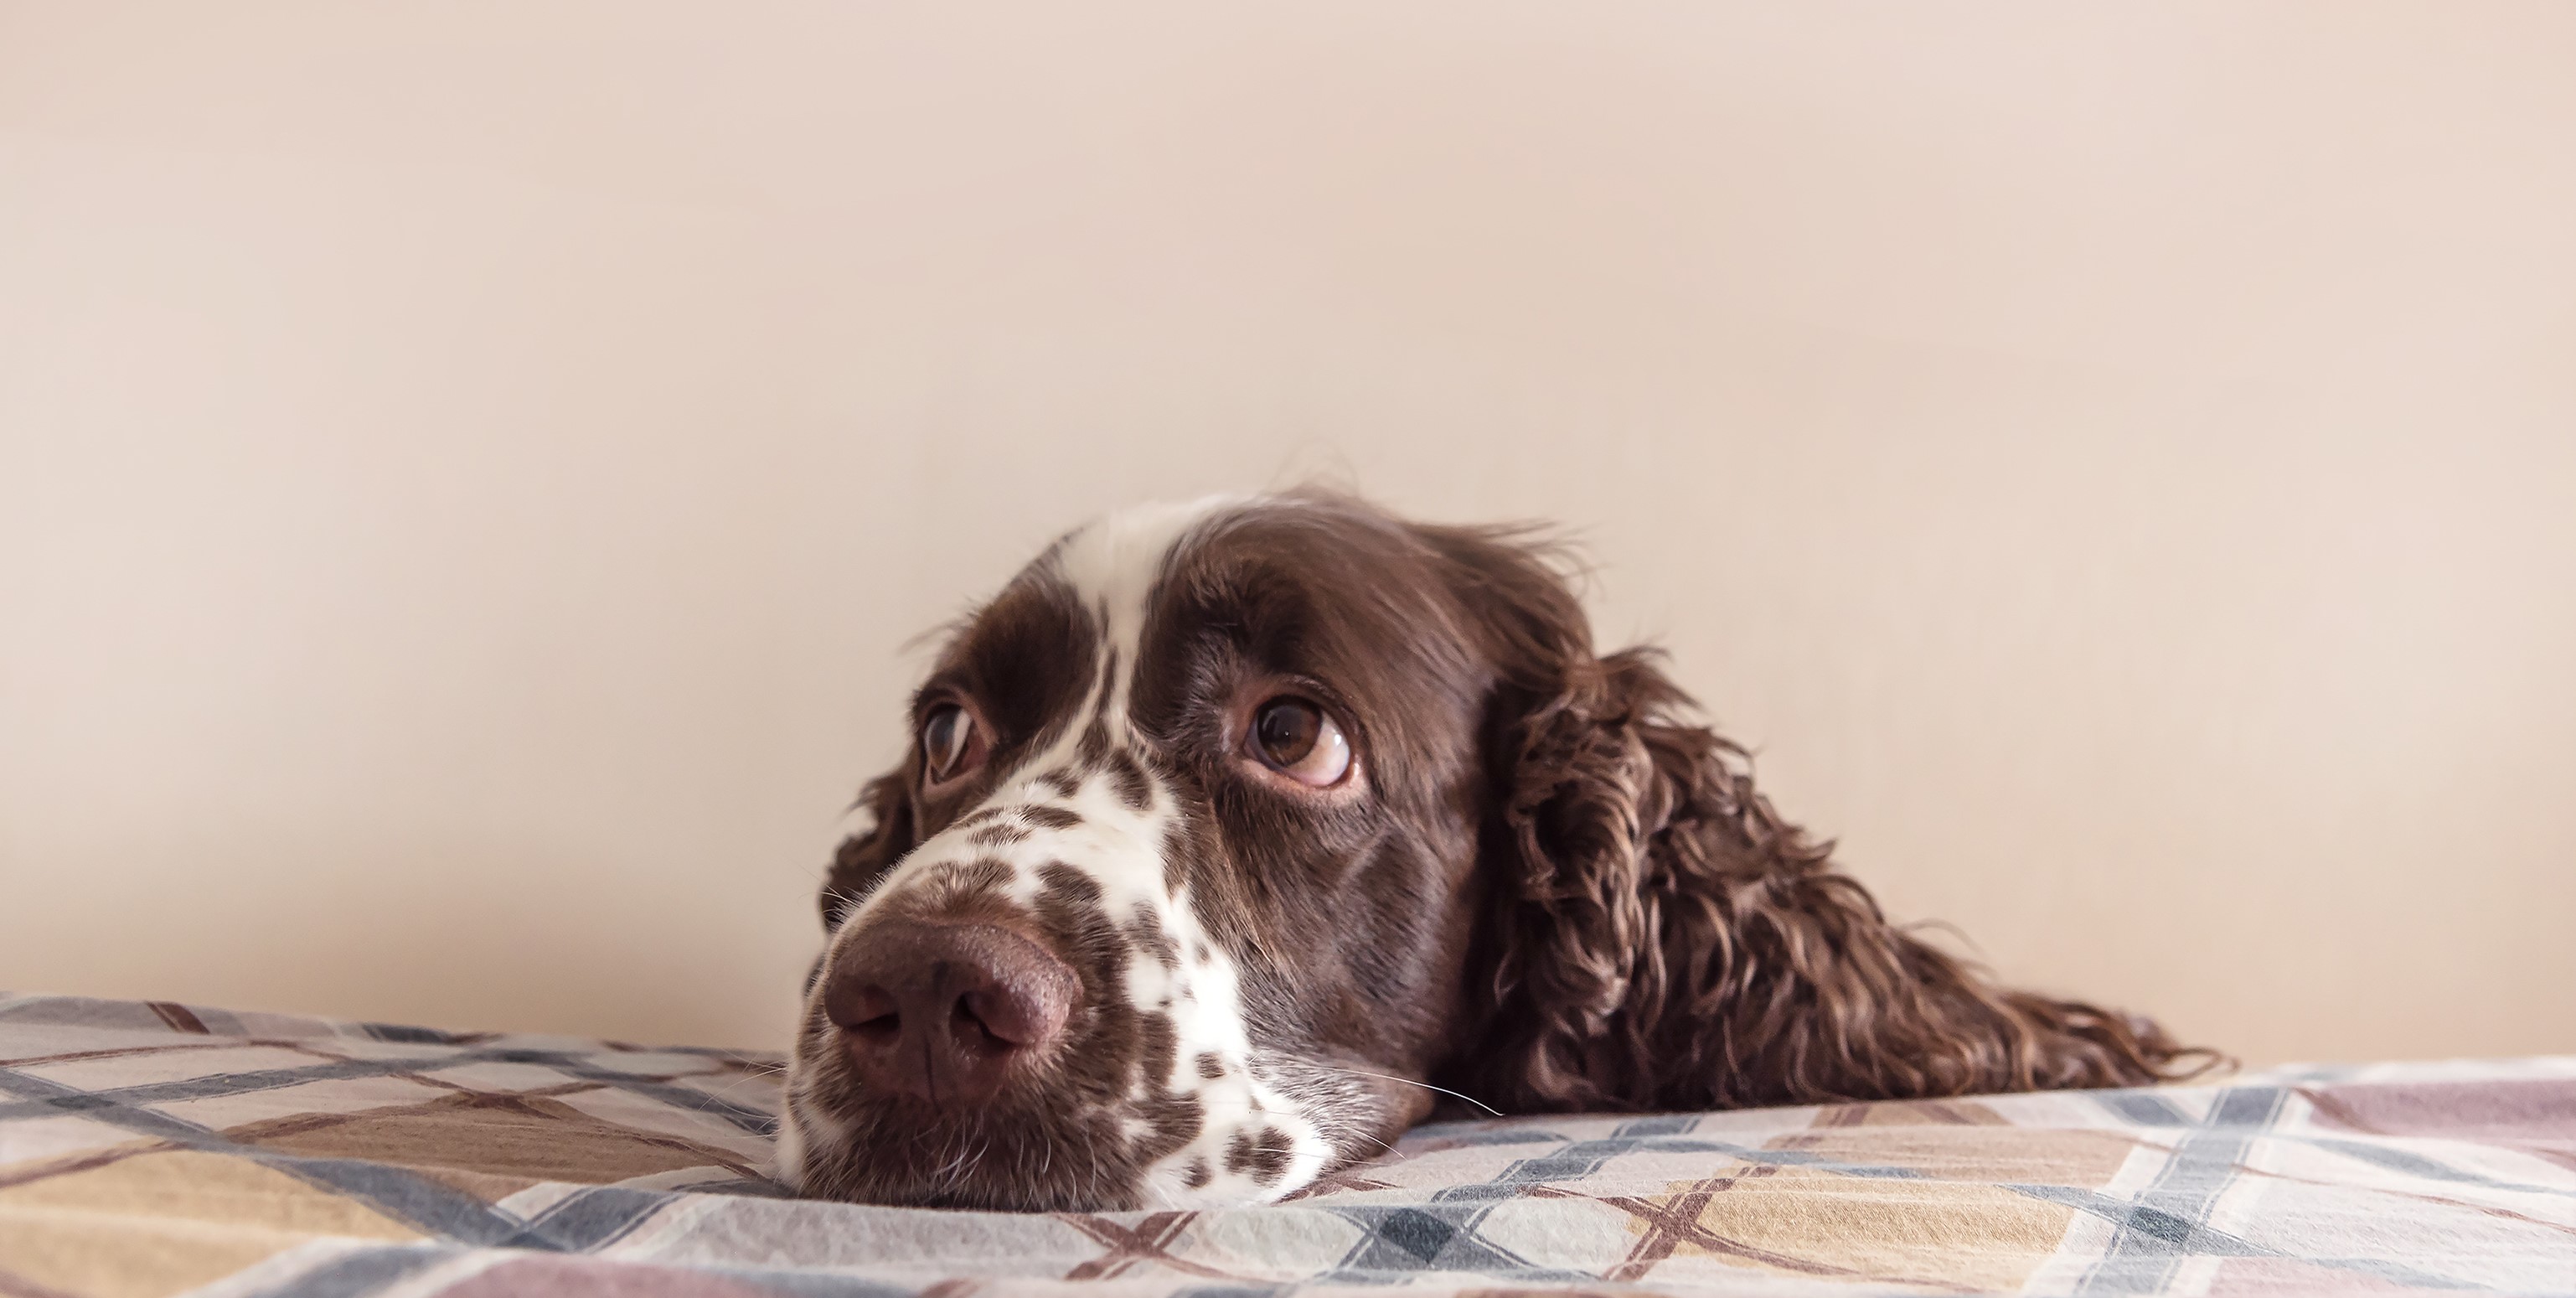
[
  {"xmin": 1045, "ymin": 496, "xmax": 1337, "ymax": 1203},
  {"xmin": 1049, "ymin": 493, "xmax": 1247, "ymax": 725}
]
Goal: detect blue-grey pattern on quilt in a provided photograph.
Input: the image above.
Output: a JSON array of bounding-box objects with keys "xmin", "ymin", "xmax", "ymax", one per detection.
[{"xmin": 2, "ymin": 994, "xmax": 2571, "ymax": 1296}]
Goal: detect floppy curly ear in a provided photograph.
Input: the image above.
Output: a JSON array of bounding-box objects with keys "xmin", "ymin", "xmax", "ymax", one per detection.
[
  {"xmin": 819, "ymin": 768, "xmax": 916, "ymax": 933},
  {"xmin": 1463, "ymin": 628, "xmax": 2217, "ymax": 1113},
  {"xmin": 1467, "ymin": 646, "xmax": 1676, "ymax": 1108}
]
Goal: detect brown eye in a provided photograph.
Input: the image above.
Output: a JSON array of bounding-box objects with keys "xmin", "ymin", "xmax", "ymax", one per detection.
[
  {"xmin": 1249, "ymin": 697, "xmax": 1352, "ymax": 788},
  {"xmin": 921, "ymin": 704, "xmax": 977, "ymax": 783}
]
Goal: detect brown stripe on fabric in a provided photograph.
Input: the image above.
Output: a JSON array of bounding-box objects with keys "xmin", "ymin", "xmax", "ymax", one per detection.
[
  {"xmin": 1278, "ymin": 1168, "xmax": 1395, "ymax": 1201},
  {"xmin": 0, "ymin": 1040, "xmax": 242, "ymax": 1069},
  {"xmin": 1546, "ymin": 1173, "xmax": 1980, "ymax": 1292},
  {"xmin": 223, "ymin": 1089, "xmax": 772, "ymax": 1184},
  {"xmin": 1593, "ymin": 1166, "xmax": 1812, "ymax": 1282},
  {"xmin": 0, "ymin": 1140, "xmax": 182, "ymax": 1193},
  {"xmin": 1, "ymin": 1034, "xmax": 397, "ymax": 1070},
  {"xmin": 146, "ymin": 1002, "xmax": 211, "ymax": 1034},
  {"xmin": 1059, "ymin": 1211, "xmax": 1236, "ymax": 1283},
  {"xmin": 1773, "ymin": 1104, "xmax": 1861, "ymax": 1154},
  {"xmin": 1934, "ymin": 1099, "xmax": 2012, "ymax": 1125}
]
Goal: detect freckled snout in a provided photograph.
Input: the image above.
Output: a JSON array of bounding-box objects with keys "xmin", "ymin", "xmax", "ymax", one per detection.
[{"xmin": 823, "ymin": 921, "xmax": 1078, "ymax": 1108}]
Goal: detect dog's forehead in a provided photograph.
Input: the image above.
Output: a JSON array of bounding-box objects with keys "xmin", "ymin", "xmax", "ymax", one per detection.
[
  {"xmin": 927, "ymin": 494, "xmax": 1494, "ymax": 808},
  {"xmin": 1050, "ymin": 494, "xmax": 1252, "ymax": 623},
  {"xmin": 1049, "ymin": 495, "xmax": 1448, "ymax": 650},
  {"xmin": 967, "ymin": 493, "xmax": 1464, "ymax": 649},
  {"xmin": 941, "ymin": 495, "xmax": 1245, "ymax": 671}
]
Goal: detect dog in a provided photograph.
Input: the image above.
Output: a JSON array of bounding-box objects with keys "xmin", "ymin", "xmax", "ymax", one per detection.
[{"xmin": 777, "ymin": 490, "xmax": 2209, "ymax": 1210}]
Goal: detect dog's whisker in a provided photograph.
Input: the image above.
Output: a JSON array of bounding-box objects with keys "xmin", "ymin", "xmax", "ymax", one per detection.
[{"xmin": 1300, "ymin": 1064, "xmax": 1505, "ymax": 1118}]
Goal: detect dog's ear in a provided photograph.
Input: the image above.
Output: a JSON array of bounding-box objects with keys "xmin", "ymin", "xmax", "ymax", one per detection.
[
  {"xmin": 820, "ymin": 768, "xmax": 916, "ymax": 933},
  {"xmin": 1436, "ymin": 531, "xmax": 2217, "ymax": 1112}
]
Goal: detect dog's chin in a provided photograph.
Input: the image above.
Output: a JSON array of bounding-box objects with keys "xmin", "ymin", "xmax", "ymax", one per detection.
[{"xmin": 780, "ymin": 1102, "xmax": 1156, "ymax": 1213}]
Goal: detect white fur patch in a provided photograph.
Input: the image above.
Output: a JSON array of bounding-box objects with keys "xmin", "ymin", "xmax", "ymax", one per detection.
[
  {"xmin": 770, "ymin": 1099, "xmax": 811, "ymax": 1184},
  {"xmin": 832, "ymin": 800, "xmax": 878, "ymax": 849}
]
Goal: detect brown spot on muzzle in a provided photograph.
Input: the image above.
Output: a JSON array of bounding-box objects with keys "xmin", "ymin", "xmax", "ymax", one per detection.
[
  {"xmin": 1225, "ymin": 1126, "xmax": 1294, "ymax": 1186},
  {"xmin": 901, "ymin": 858, "xmax": 1014, "ymax": 915},
  {"xmin": 1123, "ymin": 905, "xmax": 1181, "ymax": 971},
  {"xmin": 966, "ymin": 821, "xmax": 1032, "ymax": 846},
  {"xmin": 1102, "ymin": 748, "xmax": 1154, "ymax": 811}
]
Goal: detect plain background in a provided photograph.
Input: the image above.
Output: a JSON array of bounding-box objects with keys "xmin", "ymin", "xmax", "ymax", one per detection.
[{"xmin": 3, "ymin": 3, "xmax": 2572, "ymax": 1065}]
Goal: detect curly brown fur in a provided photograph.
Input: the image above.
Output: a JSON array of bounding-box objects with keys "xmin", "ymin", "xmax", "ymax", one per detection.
[{"xmin": 1428, "ymin": 521, "xmax": 2222, "ymax": 1111}]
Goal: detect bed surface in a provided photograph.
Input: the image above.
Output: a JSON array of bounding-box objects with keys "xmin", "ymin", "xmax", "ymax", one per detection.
[{"xmin": 2, "ymin": 994, "xmax": 2569, "ymax": 1297}]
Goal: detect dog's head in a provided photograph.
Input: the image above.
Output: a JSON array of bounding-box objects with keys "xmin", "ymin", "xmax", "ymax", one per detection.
[{"xmin": 778, "ymin": 491, "xmax": 2203, "ymax": 1209}]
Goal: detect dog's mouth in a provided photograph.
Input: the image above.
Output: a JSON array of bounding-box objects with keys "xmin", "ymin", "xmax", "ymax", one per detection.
[
  {"xmin": 780, "ymin": 1063, "xmax": 1364, "ymax": 1212},
  {"xmin": 779, "ymin": 1081, "xmax": 1179, "ymax": 1211}
]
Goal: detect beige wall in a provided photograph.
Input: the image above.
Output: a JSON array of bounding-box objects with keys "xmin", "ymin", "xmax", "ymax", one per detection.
[{"xmin": 3, "ymin": 3, "xmax": 2572, "ymax": 1066}]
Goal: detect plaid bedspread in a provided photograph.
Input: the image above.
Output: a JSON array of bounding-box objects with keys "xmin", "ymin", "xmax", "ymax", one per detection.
[{"xmin": 2, "ymin": 995, "xmax": 2569, "ymax": 1297}]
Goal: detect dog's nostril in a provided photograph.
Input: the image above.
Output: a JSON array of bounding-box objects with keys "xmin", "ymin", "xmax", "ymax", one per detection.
[
  {"xmin": 850, "ymin": 1003, "xmax": 903, "ymax": 1049},
  {"xmin": 834, "ymin": 984, "xmax": 906, "ymax": 1045},
  {"xmin": 951, "ymin": 995, "xmax": 998, "ymax": 1048},
  {"xmin": 959, "ymin": 986, "xmax": 1042, "ymax": 1047}
]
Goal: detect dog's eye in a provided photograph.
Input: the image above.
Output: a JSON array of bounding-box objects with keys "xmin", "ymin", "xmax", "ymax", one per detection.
[
  {"xmin": 921, "ymin": 704, "xmax": 978, "ymax": 783},
  {"xmin": 1250, "ymin": 697, "xmax": 1352, "ymax": 788}
]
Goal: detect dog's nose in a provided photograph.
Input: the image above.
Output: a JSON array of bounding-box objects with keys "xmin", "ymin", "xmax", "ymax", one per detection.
[{"xmin": 823, "ymin": 921, "xmax": 1077, "ymax": 1107}]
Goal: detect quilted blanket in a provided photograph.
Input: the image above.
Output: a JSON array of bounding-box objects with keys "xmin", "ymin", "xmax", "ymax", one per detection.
[{"xmin": 1, "ymin": 995, "xmax": 2569, "ymax": 1297}]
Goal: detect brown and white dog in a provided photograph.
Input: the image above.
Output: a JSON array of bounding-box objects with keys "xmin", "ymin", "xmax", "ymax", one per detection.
[{"xmin": 778, "ymin": 491, "xmax": 2210, "ymax": 1210}]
